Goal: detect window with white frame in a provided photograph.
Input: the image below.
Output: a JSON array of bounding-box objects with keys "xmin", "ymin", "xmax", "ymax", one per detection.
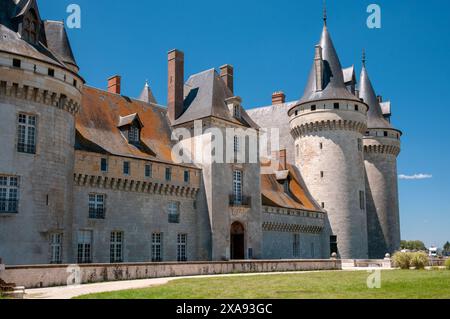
[
  {"xmin": 184, "ymin": 170, "xmax": 190, "ymax": 183},
  {"xmin": 17, "ymin": 113, "xmax": 36, "ymax": 154},
  {"xmin": 177, "ymin": 233, "xmax": 187, "ymax": 262},
  {"xmin": 165, "ymin": 167, "xmax": 172, "ymax": 181},
  {"xmin": 168, "ymin": 201, "xmax": 180, "ymax": 223},
  {"xmin": 49, "ymin": 233, "xmax": 63, "ymax": 264},
  {"xmin": 77, "ymin": 230, "xmax": 92, "ymax": 264},
  {"xmin": 128, "ymin": 125, "xmax": 140, "ymax": 143},
  {"xmin": 145, "ymin": 164, "xmax": 152, "ymax": 178},
  {"xmin": 293, "ymin": 234, "xmax": 300, "ymax": 258},
  {"xmin": 88, "ymin": 194, "xmax": 105, "ymax": 219},
  {"xmin": 151, "ymin": 232, "xmax": 163, "ymax": 262},
  {"xmin": 110, "ymin": 231, "xmax": 124, "ymax": 263},
  {"xmin": 233, "ymin": 135, "xmax": 240, "ymax": 153},
  {"xmin": 233, "ymin": 105, "xmax": 241, "ymax": 118},
  {"xmin": 0, "ymin": 175, "xmax": 19, "ymax": 214},
  {"xmin": 233, "ymin": 170, "xmax": 242, "ymax": 204}
]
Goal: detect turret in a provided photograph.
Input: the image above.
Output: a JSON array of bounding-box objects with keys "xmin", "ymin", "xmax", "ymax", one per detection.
[
  {"xmin": 359, "ymin": 52, "xmax": 402, "ymax": 258},
  {"xmin": 288, "ymin": 17, "xmax": 369, "ymax": 259}
]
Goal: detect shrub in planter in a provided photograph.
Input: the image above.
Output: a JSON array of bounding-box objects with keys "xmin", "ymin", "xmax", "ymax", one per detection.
[
  {"xmin": 392, "ymin": 252, "xmax": 411, "ymax": 269},
  {"xmin": 410, "ymin": 252, "xmax": 429, "ymax": 269},
  {"xmin": 445, "ymin": 259, "xmax": 450, "ymax": 270}
]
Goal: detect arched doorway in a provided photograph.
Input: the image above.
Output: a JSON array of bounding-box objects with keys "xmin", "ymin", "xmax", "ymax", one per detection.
[{"xmin": 230, "ymin": 222, "xmax": 245, "ymax": 260}]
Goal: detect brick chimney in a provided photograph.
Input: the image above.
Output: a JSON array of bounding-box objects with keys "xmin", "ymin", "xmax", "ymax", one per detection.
[
  {"xmin": 168, "ymin": 49, "xmax": 185, "ymax": 123},
  {"xmin": 107, "ymin": 75, "xmax": 121, "ymax": 94},
  {"xmin": 272, "ymin": 91, "xmax": 286, "ymax": 105},
  {"xmin": 314, "ymin": 45, "xmax": 323, "ymax": 92},
  {"xmin": 220, "ymin": 64, "xmax": 233, "ymax": 94},
  {"xmin": 272, "ymin": 149, "xmax": 287, "ymax": 171}
]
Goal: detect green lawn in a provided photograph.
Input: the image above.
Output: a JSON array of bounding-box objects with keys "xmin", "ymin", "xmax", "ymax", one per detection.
[{"xmin": 76, "ymin": 269, "xmax": 450, "ymax": 299}]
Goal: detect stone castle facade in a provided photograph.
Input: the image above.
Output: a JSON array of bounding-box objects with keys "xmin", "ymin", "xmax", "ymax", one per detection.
[{"xmin": 0, "ymin": 0, "xmax": 401, "ymax": 265}]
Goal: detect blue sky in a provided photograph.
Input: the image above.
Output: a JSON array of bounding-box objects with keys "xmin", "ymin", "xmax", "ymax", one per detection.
[{"xmin": 38, "ymin": 0, "xmax": 450, "ymax": 248}]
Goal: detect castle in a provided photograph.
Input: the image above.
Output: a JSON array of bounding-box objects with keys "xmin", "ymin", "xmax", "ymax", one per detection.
[{"xmin": 0, "ymin": 0, "xmax": 401, "ymax": 265}]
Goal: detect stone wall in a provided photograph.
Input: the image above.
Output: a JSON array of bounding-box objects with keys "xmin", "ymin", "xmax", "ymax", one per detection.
[{"xmin": 1, "ymin": 259, "xmax": 342, "ymax": 288}]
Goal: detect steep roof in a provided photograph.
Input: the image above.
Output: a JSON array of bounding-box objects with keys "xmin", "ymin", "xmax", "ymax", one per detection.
[
  {"xmin": 43, "ymin": 20, "xmax": 77, "ymax": 68},
  {"xmin": 261, "ymin": 164, "xmax": 323, "ymax": 212},
  {"xmin": 173, "ymin": 68, "xmax": 258, "ymax": 128},
  {"xmin": 342, "ymin": 65, "xmax": 355, "ymax": 85},
  {"xmin": 76, "ymin": 86, "xmax": 192, "ymax": 165},
  {"xmin": 359, "ymin": 64, "xmax": 393, "ymax": 129},
  {"xmin": 297, "ymin": 25, "xmax": 360, "ymax": 105},
  {"xmin": 137, "ymin": 81, "xmax": 157, "ymax": 104}
]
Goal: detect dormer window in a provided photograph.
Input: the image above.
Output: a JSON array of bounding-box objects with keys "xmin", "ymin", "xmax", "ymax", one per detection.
[
  {"xmin": 128, "ymin": 125, "xmax": 140, "ymax": 143},
  {"xmin": 233, "ymin": 105, "xmax": 241, "ymax": 119},
  {"xmin": 22, "ymin": 10, "xmax": 39, "ymax": 44}
]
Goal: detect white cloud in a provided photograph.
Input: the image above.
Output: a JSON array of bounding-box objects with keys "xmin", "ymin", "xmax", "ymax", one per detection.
[{"xmin": 398, "ymin": 174, "xmax": 432, "ymax": 180}]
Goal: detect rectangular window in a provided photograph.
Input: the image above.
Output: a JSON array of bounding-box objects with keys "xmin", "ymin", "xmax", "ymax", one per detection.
[
  {"xmin": 233, "ymin": 135, "xmax": 240, "ymax": 153},
  {"xmin": 177, "ymin": 234, "xmax": 187, "ymax": 262},
  {"xmin": 17, "ymin": 113, "xmax": 36, "ymax": 154},
  {"xmin": 355, "ymin": 104, "xmax": 359, "ymax": 111},
  {"xmin": 165, "ymin": 167, "xmax": 172, "ymax": 181},
  {"xmin": 100, "ymin": 158, "xmax": 108, "ymax": 172},
  {"xmin": 311, "ymin": 105, "xmax": 316, "ymax": 111},
  {"xmin": 293, "ymin": 234, "xmax": 300, "ymax": 258},
  {"xmin": 73, "ymin": 79, "xmax": 78, "ymax": 87},
  {"xmin": 357, "ymin": 138, "xmax": 363, "ymax": 152},
  {"xmin": 12, "ymin": 58, "xmax": 21, "ymax": 68},
  {"xmin": 168, "ymin": 201, "xmax": 180, "ymax": 223},
  {"xmin": 384, "ymin": 131, "xmax": 388, "ymax": 137},
  {"xmin": 233, "ymin": 170, "xmax": 243, "ymax": 204},
  {"xmin": 330, "ymin": 235, "xmax": 338, "ymax": 255},
  {"xmin": 110, "ymin": 231, "xmax": 124, "ymax": 263},
  {"xmin": 145, "ymin": 164, "xmax": 152, "ymax": 178},
  {"xmin": 233, "ymin": 105, "xmax": 241, "ymax": 118},
  {"xmin": 128, "ymin": 126, "xmax": 139, "ymax": 143},
  {"xmin": 320, "ymin": 171, "xmax": 324, "ymax": 178},
  {"xmin": 77, "ymin": 230, "xmax": 92, "ymax": 264},
  {"xmin": 48, "ymin": 68, "xmax": 55, "ymax": 77},
  {"xmin": 184, "ymin": 170, "xmax": 190, "ymax": 183},
  {"xmin": 49, "ymin": 233, "xmax": 63, "ymax": 264},
  {"xmin": 334, "ymin": 103, "xmax": 340, "ymax": 109},
  {"xmin": 359, "ymin": 191, "xmax": 365, "ymax": 210},
  {"xmin": 123, "ymin": 161, "xmax": 130, "ymax": 175},
  {"xmin": 151, "ymin": 232, "xmax": 163, "ymax": 262},
  {"xmin": 88, "ymin": 194, "xmax": 105, "ymax": 219},
  {"xmin": 319, "ymin": 142, "xmax": 323, "ymax": 150},
  {"xmin": 0, "ymin": 175, "xmax": 19, "ymax": 214}
]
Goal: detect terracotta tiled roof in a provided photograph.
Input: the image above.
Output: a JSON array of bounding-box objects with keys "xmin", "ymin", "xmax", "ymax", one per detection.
[
  {"xmin": 76, "ymin": 86, "xmax": 192, "ymax": 166},
  {"xmin": 261, "ymin": 163, "xmax": 323, "ymax": 212}
]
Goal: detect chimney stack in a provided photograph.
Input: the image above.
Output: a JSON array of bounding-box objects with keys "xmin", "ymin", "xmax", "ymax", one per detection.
[
  {"xmin": 107, "ymin": 75, "xmax": 121, "ymax": 95},
  {"xmin": 220, "ymin": 64, "xmax": 234, "ymax": 93},
  {"xmin": 168, "ymin": 49, "xmax": 185, "ymax": 122},
  {"xmin": 314, "ymin": 45, "xmax": 323, "ymax": 92},
  {"xmin": 272, "ymin": 91, "xmax": 286, "ymax": 105}
]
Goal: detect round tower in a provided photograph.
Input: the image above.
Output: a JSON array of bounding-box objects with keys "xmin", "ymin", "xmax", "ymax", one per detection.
[
  {"xmin": 288, "ymin": 21, "xmax": 369, "ymax": 259},
  {"xmin": 0, "ymin": 2, "xmax": 83, "ymax": 265},
  {"xmin": 359, "ymin": 54, "xmax": 402, "ymax": 258}
]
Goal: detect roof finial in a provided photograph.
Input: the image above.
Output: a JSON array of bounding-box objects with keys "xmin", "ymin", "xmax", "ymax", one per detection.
[
  {"xmin": 362, "ymin": 48, "xmax": 366, "ymax": 67},
  {"xmin": 323, "ymin": 0, "xmax": 327, "ymax": 26},
  {"xmin": 145, "ymin": 79, "xmax": 149, "ymax": 87}
]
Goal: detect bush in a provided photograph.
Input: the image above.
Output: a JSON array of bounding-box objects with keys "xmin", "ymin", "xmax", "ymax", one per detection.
[
  {"xmin": 445, "ymin": 259, "xmax": 450, "ymax": 270},
  {"xmin": 410, "ymin": 252, "xmax": 429, "ymax": 269},
  {"xmin": 392, "ymin": 252, "xmax": 412, "ymax": 269}
]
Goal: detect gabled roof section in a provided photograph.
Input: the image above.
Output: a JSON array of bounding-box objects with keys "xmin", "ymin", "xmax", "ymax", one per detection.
[
  {"xmin": 343, "ymin": 65, "xmax": 356, "ymax": 85},
  {"xmin": 76, "ymin": 86, "xmax": 192, "ymax": 165},
  {"xmin": 261, "ymin": 164, "xmax": 324, "ymax": 212},
  {"xmin": 297, "ymin": 24, "xmax": 360, "ymax": 105},
  {"xmin": 118, "ymin": 113, "xmax": 144, "ymax": 128},
  {"xmin": 359, "ymin": 64, "xmax": 393, "ymax": 129},
  {"xmin": 138, "ymin": 81, "xmax": 157, "ymax": 104},
  {"xmin": 43, "ymin": 20, "xmax": 77, "ymax": 68},
  {"xmin": 173, "ymin": 68, "xmax": 258, "ymax": 128},
  {"xmin": 380, "ymin": 101, "xmax": 391, "ymax": 117}
]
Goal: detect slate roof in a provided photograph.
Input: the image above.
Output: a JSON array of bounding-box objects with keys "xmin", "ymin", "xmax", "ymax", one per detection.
[
  {"xmin": 43, "ymin": 20, "xmax": 77, "ymax": 68},
  {"xmin": 138, "ymin": 81, "xmax": 157, "ymax": 104},
  {"xmin": 76, "ymin": 86, "xmax": 194, "ymax": 166},
  {"xmin": 296, "ymin": 25, "xmax": 360, "ymax": 106},
  {"xmin": 261, "ymin": 163, "xmax": 324, "ymax": 212},
  {"xmin": 359, "ymin": 64, "xmax": 394, "ymax": 130},
  {"xmin": 342, "ymin": 65, "xmax": 355, "ymax": 85},
  {"xmin": 173, "ymin": 68, "xmax": 258, "ymax": 128}
]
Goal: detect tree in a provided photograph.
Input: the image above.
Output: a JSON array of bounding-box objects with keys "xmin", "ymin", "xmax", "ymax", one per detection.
[
  {"xmin": 444, "ymin": 241, "xmax": 450, "ymax": 253},
  {"xmin": 400, "ymin": 240, "xmax": 426, "ymax": 251}
]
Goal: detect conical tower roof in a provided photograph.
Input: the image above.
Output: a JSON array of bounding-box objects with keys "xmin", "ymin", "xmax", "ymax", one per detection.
[
  {"xmin": 138, "ymin": 80, "xmax": 157, "ymax": 104},
  {"xmin": 298, "ymin": 24, "xmax": 360, "ymax": 105},
  {"xmin": 359, "ymin": 57, "xmax": 392, "ymax": 129}
]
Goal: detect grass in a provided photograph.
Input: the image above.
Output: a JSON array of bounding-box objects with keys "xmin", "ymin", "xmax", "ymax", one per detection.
[{"xmin": 76, "ymin": 269, "xmax": 450, "ymax": 299}]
